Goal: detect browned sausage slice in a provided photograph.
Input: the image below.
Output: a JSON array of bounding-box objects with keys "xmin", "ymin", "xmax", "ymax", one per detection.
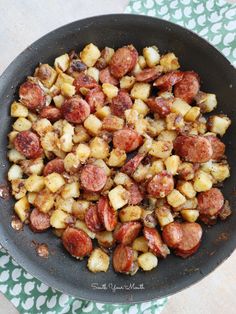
[
  {"xmin": 40, "ymin": 106, "xmax": 62, "ymax": 122},
  {"xmin": 135, "ymin": 66, "xmax": 162, "ymax": 83},
  {"xmin": 143, "ymin": 227, "xmax": 170, "ymax": 258},
  {"xmin": 175, "ymin": 222, "xmax": 202, "ymax": 258},
  {"xmin": 43, "ymin": 158, "xmax": 65, "ymax": 176},
  {"xmin": 110, "ymin": 45, "xmax": 138, "ymax": 78},
  {"xmin": 14, "ymin": 131, "xmax": 42, "ymax": 159},
  {"xmin": 174, "ymin": 135, "xmax": 213, "ymax": 163},
  {"xmin": 62, "ymin": 227, "xmax": 93, "ymax": 258},
  {"xmin": 110, "ymin": 90, "xmax": 133, "ymax": 117},
  {"xmin": 85, "ymin": 87, "xmax": 105, "ymax": 113},
  {"xmin": 19, "ymin": 81, "xmax": 46, "ymax": 111},
  {"xmin": 113, "ymin": 244, "xmax": 134, "ymax": 273},
  {"xmin": 80, "ymin": 164, "xmax": 107, "ymax": 192},
  {"xmin": 73, "ymin": 72, "xmax": 98, "ymax": 92},
  {"xmin": 174, "ymin": 71, "xmax": 200, "ymax": 104},
  {"xmin": 206, "ymin": 135, "xmax": 225, "ymax": 161},
  {"xmin": 114, "ymin": 222, "xmax": 142, "ymax": 245},
  {"xmin": 113, "ymin": 129, "xmax": 143, "ymax": 152},
  {"xmin": 97, "ymin": 196, "xmax": 117, "ymax": 231},
  {"xmin": 162, "ymin": 222, "xmax": 183, "ymax": 248},
  {"xmin": 197, "ymin": 188, "xmax": 224, "ymax": 217},
  {"xmin": 147, "ymin": 171, "xmax": 174, "ymax": 198},
  {"xmin": 85, "ymin": 204, "xmax": 104, "ymax": 232},
  {"xmin": 99, "ymin": 67, "xmax": 119, "ymax": 85},
  {"xmin": 121, "ymin": 153, "xmax": 145, "ymax": 176},
  {"xmin": 61, "ymin": 97, "xmax": 90, "ymax": 124},
  {"xmin": 154, "ymin": 71, "xmax": 184, "ymax": 91},
  {"xmin": 146, "ymin": 97, "xmax": 173, "ymax": 117},
  {"xmin": 29, "ymin": 208, "xmax": 50, "ymax": 232}
]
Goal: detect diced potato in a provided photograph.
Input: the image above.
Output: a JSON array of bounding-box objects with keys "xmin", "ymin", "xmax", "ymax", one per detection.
[
  {"xmin": 96, "ymin": 231, "xmax": 114, "ymax": 248},
  {"xmin": 132, "ymin": 236, "xmax": 149, "ymax": 253},
  {"xmin": 13, "ymin": 117, "xmax": 32, "ymax": 131},
  {"xmin": 146, "ymin": 118, "xmax": 166, "ymax": 136},
  {"xmin": 27, "ymin": 192, "xmax": 37, "ymax": 204},
  {"xmin": 134, "ymin": 118, "xmax": 148, "ymax": 135},
  {"xmin": 45, "ymin": 173, "xmax": 65, "ymax": 193},
  {"xmin": 82, "ymin": 191, "xmax": 100, "ymax": 201},
  {"xmin": 102, "ymin": 83, "xmax": 118, "ymax": 99},
  {"xmin": 8, "ymin": 164, "xmax": 23, "ymax": 181},
  {"xmin": 138, "ymin": 55, "xmax": 147, "ymax": 69},
  {"xmin": 133, "ymin": 164, "xmax": 149, "ymax": 182},
  {"xmin": 108, "ymin": 185, "xmax": 129, "ymax": 210},
  {"xmin": 166, "ymin": 113, "xmax": 184, "ymax": 131},
  {"xmin": 101, "ymin": 46, "xmax": 114, "ymax": 63},
  {"xmin": 148, "ymin": 160, "xmax": 165, "ymax": 176},
  {"xmin": 89, "ymin": 137, "xmax": 109, "ymax": 159},
  {"xmin": 107, "ymin": 148, "xmax": 126, "ymax": 167},
  {"xmin": 125, "ymin": 109, "xmax": 139, "ymax": 125},
  {"xmin": 102, "ymin": 177, "xmax": 114, "ymax": 192},
  {"xmin": 120, "ymin": 76, "xmax": 136, "ymax": 90},
  {"xmin": 72, "ymin": 200, "xmax": 90, "ymax": 220},
  {"xmin": 178, "ymin": 162, "xmax": 195, "ymax": 181},
  {"xmin": 32, "ymin": 118, "xmax": 53, "ymax": 136},
  {"xmin": 27, "ymin": 112, "xmax": 38, "ymax": 122},
  {"xmin": 55, "ymin": 73, "xmax": 74, "ymax": 89},
  {"xmin": 80, "ymin": 43, "xmax": 101, "ymax": 67},
  {"xmin": 55, "ymin": 196, "xmax": 74, "ymax": 213},
  {"xmin": 102, "ymin": 115, "xmax": 124, "ymax": 131},
  {"xmin": 35, "ymin": 64, "xmax": 57, "ymax": 88},
  {"xmin": 53, "ymin": 94, "xmax": 65, "ymax": 108},
  {"xmin": 84, "ymin": 114, "xmax": 102, "ymax": 135},
  {"xmin": 158, "ymin": 130, "xmax": 177, "ymax": 142},
  {"xmin": 75, "ymin": 143, "xmax": 91, "ymax": 163},
  {"xmin": 86, "ymin": 67, "xmax": 100, "ymax": 82},
  {"xmin": 8, "ymin": 149, "xmax": 25, "ymax": 163},
  {"xmin": 79, "ymin": 87, "xmax": 90, "ymax": 96},
  {"xmin": 211, "ymin": 163, "xmax": 230, "ymax": 182},
  {"xmin": 181, "ymin": 209, "xmax": 199, "ymax": 222},
  {"xmin": 8, "ymin": 131, "xmax": 18, "ymax": 145},
  {"xmin": 41, "ymin": 132, "xmax": 58, "ymax": 153},
  {"xmin": 195, "ymin": 92, "xmax": 217, "ymax": 113},
  {"xmin": 34, "ymin": 188, "xmax": 55, "ymax": 213},
  {"xmin": 73, "ymin": 125, "xmax": 90, "ymax": 143},
  {"xmin": 160, "ymin": 52, "xmax": 180, "ymax": 72},
  {"xmin": 113, "ymin": 172, "xmax": 130, "ymax": 186},
  {"xmin": 96, "ymin": 106, "xmax": 111, "ymax": 120},
  {"xmin": 175, "ymin": 198, "xmax": 198, "ymax": 212},
  {"xmin": 14, "ymin": 196, "xmax": 30, "ymax": 222},
  {"xmin": 138, "ymin": 137, "xmax": 153, "ymax": 154},
  {"xmin": 155, "ymin": 206, "xmax": 174, "ymax": 227},
  {"xmin": 149, "ymin": 141, "xmax": 173, "ymax": 159},
  {"xmin": 132, "ymin": 62, "xmax": 142, "ymax": 75},
  {"xmin": 50, "ymin": 209, "xmax": 70, "ymax": 229},
  {"xmin": 119, "ymin": 205, "xmax": 142, "ymax": 222},
  {"xmin": 177, "ymin": 181, "xmax": 196, "ymax": 199},
  {"xmin": 171, "ymin": 98, "xmax": 191, "ymax": 116},
  {"xmin": 200, "ymin": 160, "xmax": 213, "ymax": 173},
  {"xmin": 75, "ymin": 220, "xmax": 95, "ymax": 239},
  {"xmin": 20, "ymin": 158, "xmax": 44, "ymax": 176},
  {"xmin": 167, "ymin": 189, "xmax": 186, "ymax": 208},
  {"xmin": 164, "ymin": 155, "xmax": 180, "ymax": 175},
  {"xmin": 11, "ymin": 179, "xmax": 26, "ymax": 200},
  {"xmin": 130, "ymin": 82, "xmax": 151, "ymax": 101},
  {"xmin": 208, "ymin": 115, "xmax": 231, "ymax": 136},
  {"xmin": 54, "ymin": 53, "xmax": 70, "ymax": 72},
  {"xmin": 63, "ymin": 153, "xmax": 80, "ymax": 173},
  {"xmin": 25, "ymin": 174, "xmax": 45, "ymax": 192},
  {"xmin": 60, "ymin": 82, "xmax": 75, "ymax": 97},
  {"xmin": 11, "ymin": 101, "xmax": 28, "ymax": 117},
  {"xmin": 87, "ymin": 248, "xmax": 110, "ymax": 273},
  {"xmin": 184, "ymin": 107, "xmax": 201, "ymax": 122},
  {"xmin": 143, "ymin": 46, "xmax": 160, "ymax": 67},
  {"xmin": 138, "ymin": 252, "xmax": 158, "ymax": 271},
  {"xmin": 133, "ymin": 99, "xmax": 149, "ymax": 116},
  {"xmin": 93, "ymin": 159, "xmax": 111, "ymax": 176},
  {"xmin": 61, "ymin": 182, "xmax": 80, "ymax": 199},
  {"xmin": 60, "ymin": 121, "xmax": 74, "ymax": 152},
  {"xmin": 193, "ymin": 170, "xmax": 212, "ymax": 192}
]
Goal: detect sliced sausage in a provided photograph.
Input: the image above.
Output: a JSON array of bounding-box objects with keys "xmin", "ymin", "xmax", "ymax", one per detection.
[
  {"xmin": 113, "ymin": 129, "xmax": 143, "ymax": 152},
  {"xmin": 162, "ymin": 222, "xmax": 183, "ymax": 248},
  {"xmin": 126, "ymin": 181, "xmax": 143, "ymax": 205},
  {"xmin": 143, "ymin": 227, "xmax": 170, "ymax": 258},
  {"xmin": 110, "ymin": 90, "xmax": 133, "ymax": 117},
  {"xmin": 62, "ymin": 227, "xmax": 93, "ymax": 258},
  {"xmin": 85, "ymin": 87, "xmax": 105, "ymax": 113},
  {"xmin": 43, "ymin": 158, "xmax": 65, "ymax": 176},
  {"xmin": 146, "ymin": 97, "xmax": 172, "ymax": 117},
  {"xmin": 147, "ymin": 171, "xmax": 174, "ymax": 198},
  {"xmin": 174, "ymin": 135, "xmax": 213, "ymax": 163},
  {"xmin": 40, "ymin": 106, "xmax": 62, "ymax": 122},
  {"xmin": 114, "ymin": 222, "xmax": 142, "ymax": 245},
  {"xmin": 206, "ymin": 135, "xmax": 225, "ymax": 161},
  {"xmin": 135, "ymin": 66, "xmax": 162, "ymax": 83},
  {"xmin": 19, "ymin": 81, "xmax": 46, "ymax": 111},
  {"xmin": 154, "ymin": 71, "xmax": 184, "ymax": 91},
  {"xmin": 14, "ymin": 131, "xmax": 42, "ymax": 159},
  {"xmin": 61, "ymin": 96, "xmax": 90, "ymax": 124},
  {"xmin": 121, "ymin": 153, "xmax": 145, "ymax": 176},
  {"xmin": 197, "ymin": 188, "xmax": 224, "ymax": 217},
  {"xmin": 80, "ymin": 164, "xmax": 107, "ymax": 192},
  {"xmin": 73, "ymin": 72, "xmax": 98, "ymax": 92},
  {"xmin": 97, "ymin": 196, "xmax": 117, "ymax": 231},
  {"xmin": 110, "ymin": 45, "xmax": 138, "ymax": 78},
  {"xmin": 113, "ymin": 244, "xmax": 134, "ymax": 273},
  {"xmin": 29, "ymin": 208, "xmax": 50, "ymax": 233},
  {"xmin": 175, "ymin": 222, "xmax": 202, "ymax": 258},
  {"xmin": 99, "ymin": 67, "xmax": 119, "ymax": 85},
  {"xmin": 85, "ymin": 204, "xmax": 104, "ymax": 232},
  {"xmin": 174, "ymin": 71, "xmax": 200, "ymax": 104}
]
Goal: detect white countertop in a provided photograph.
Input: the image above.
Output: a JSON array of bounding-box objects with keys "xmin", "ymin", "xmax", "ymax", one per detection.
[{"xmin": 1, "ymin": 1, "xmax": 235, "ymax": 313}]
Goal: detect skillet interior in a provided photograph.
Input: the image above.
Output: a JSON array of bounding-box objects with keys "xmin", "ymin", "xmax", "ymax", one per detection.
[{"xmin": 0, "ymin": 14, "xmax": 236, "ymax": 303}]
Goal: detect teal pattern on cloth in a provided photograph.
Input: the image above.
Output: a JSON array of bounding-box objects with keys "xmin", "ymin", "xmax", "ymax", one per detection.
[{"xmin": 0, "ymin": 1, "xmax": 235, "ymax": 313}]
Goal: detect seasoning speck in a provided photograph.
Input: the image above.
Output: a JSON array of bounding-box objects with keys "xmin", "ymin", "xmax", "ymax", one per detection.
[
  {"xmin": 36, "ymin": 243, "xmax": 49, "ymax": 258},
  {"xmin": 11, "ymin": 216, "xmax": 23, "ymax": 231}
]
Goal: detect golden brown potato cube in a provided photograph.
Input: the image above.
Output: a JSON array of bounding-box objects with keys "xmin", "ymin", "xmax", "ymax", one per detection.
[
  {"xmin": 32, "ymin": 118, "xmax": 53, "ymax": 137},
  {"xmin": 195, "ymin": 92, "xmax": 217, "ymax": 113},
  {"xmin": 143, "ymin": 46, "xmax": 160, "ymax": 67},
  {"xmin": 8, "ymin": 131, "xmax": 18, "ymax": 145},
  {"xmin": 133, "ymin": 99, "xmax": 149, "ymax": 116},
  {"xmin": 120, "ymin": 75, "xmax": 136, "ymax": 90},
  {"xmin": 113, "ymin": 172, "xmax": 130, "ymax": 186},
  {"xmin": 96, "ymin": 106, "xmax": 111, "ymax": 120},
  {"xmin": 108, "ymin": 185, "xmax": 129, "ymax": 210},
  {"xmin": 13, "ymin": 118, "xmax": 32, "ymax": 132},
  {"xmin": 34, "ymin": 188, "xmax": 55, "ymax": 213},
  {"xmin": 133, "ymin": 164, "xmax": 149, "ymax": 182},
  {"xmin": 166, "ymin": 113, "xmax": 185, "ymax": 131},
  {"xmin": 171, "ymin": 98, "xmax": 191, "ymax": 116},
  {"xmin": 211, "ymin": 163, "xmax": 230, "ymax": 182},
  {"xmin": 181, "ymin": 209, "xmax": 199, "ymax": 222},
  {"xmin": 107, "ymin": 148, "xmax": 126, "ymax": 167},
  {"xmin": 149, "ymin": 140, "xmax": 173, "ymax": 159},
  {"xmin": 132, "ymin": 236, "xmax": 149, "ymax": 253},
  {"xmin": 164, "ymin": 155, "xmax": 180, "ymax": 175},
  {"xmin": 155, "ymin": 206, "xmax": 174, "ymax": 227},
  {"xmin": 63, "ymin": 153, "xmax": 80, "ymax": 173},
  {"xmin": 45, "ymin": 173, "xmax": 65, "ymax": 193},
  {"xmin": 146, "ymin": 118, "xmax": 166, "ymax": 136},
  {"xmin": 138, "ymin": 55, "xmax": 147, "ymax": 69},
  {"xmin": 177, "ymin": 181, "xmax": 196, "ymax": 199},
  {"xmin": 119, "ymin": 205, "xmax": 142, "ymax": 222},
  {"xmin": 184, "ymin": 106, "xmax": 201, "ymax": 122},
  {"xmin": 148, "ymin": 160, "xmax": 165, "ymax": 176},
  {"xmin": 53, "ymin": 94, "xmax": 65, "ymax": 108},
  {"xmin": 14, "ymin": 196, "xmax": 30, "ymax": 222},
  {"xmin": 8, "ymin": 149, "xmax": 25, "ymax": 163},
  {"xmin": 35, "ymin": 64, "xmax": 57, "ymax": 88},
  {"xmin": 25, "ymin": 175, "xmax": 45, "ymax": 192},
  {"xmin": 157, "ymin": 130, "xmax": 178, "ymax": 142},
  {"xmin": 75, "ymin": 143, "xmax": 91, "ymax": 163},
  {"xmin": 50, "ymin": 209, "xmax": 70, "ymax": 229},
  {"xmin": 90, "ymin": 137, "xmax": 109, "ymax": 159},
  {"xmin": 72, "ymin": 200, "xmax": 90, "ymax": 220},
  {"xmin": 55, "ymin": 196, "xmax": 74, "ymax": 213},
  {"xmin": 193, "ymin": 170, "xmax": 212, "ymax": 192},
  {"xmin": 41, "ymin": 131, "xmax": 58, "ymax": 151},
  {"xmin": 138, "ymin": 138, "xmax": 153, "ymax": 154},
  {"xmin": 102, "ymin": 83, "xmax": 119, "ymax": 99},
  {"xmin": 55, "ymin": 72, "xmax": 74, "ymax": 89},
  {"xmin": 130, "ymin": 82, "xmax": 151, "ymax": 101},
  {"xmin": 27, "ymin": 192, "xmax": 37, "ymax": 204},
  {"xmin": 125, "ymin": 109, "xmax": 139, "ymax": 125},
  {"xmin": 208, "ymin": 115, "xmax": 231, "ymax": 136},
  {"xmin": 60, "ymin": 82, "xmax": 76, "ymax": 97},
  {"xmin": 11, "ymin": 179, "xmax": 26, "ymax": 200},
  {"xmin": 175, "ymin": 198, "xmax": 198, "ymax": 212},
  {"xmin": 61, "ymin": 182, "xmax": 80, "ymax": 199},
  {"xmin": 138, "ymin": 252, "xmax": 158, "ymax": 271},
  {"xmin": 86, "ymin": 67, "xmax": 100, "ymax": 82},
  {"xmin": 96, "ymin": 231, "xmax": 114, "ymax": 248},
  {"xmin": 167, "ymin": 189, "xmax": 186, "ymax": 208},
  {"xmin": 102, "ymin": 115, "xmax": 124, "ymax": 131},
  {"xmin": 8, "ymin": 165, "xmax": 23, "ymax": 181},
  {"xmin": 74, "ymin": 220, "xmax": 95, "ymax": 239},
  {"xmin": 54, "ymin": 54, "xmax": 70, "ymax": 72},
  {"xmin": 160, "ymin": 52, "xmax": 180, "ymax": 72},
  {"xmin": 84, "ymin": 114, "xmax": 102, "ymax": 135},
  {"xmin": 11, "ymin": 101, "xmax": 28, "ymax": 117},
  {"xmin": 93, "ymin": 159, "xmax": 111, "ymax": 176},
  {"xmin": 178, "ymin": 162, "xmax": 195, "ymax": 181},
  {"xmin": 87, "ymin": 248, "xmax": 110, "ymax": 273},
  {"xmin": 73, "ymin": 125, "xmax": 90, "ymax": 143},
  {"xmin": 80, "ymin": 43, "xmax": 101, "ymax": 67},
  {"xmin": 20, "ymin": 158, "xmax": 44, "ymax": 176}
]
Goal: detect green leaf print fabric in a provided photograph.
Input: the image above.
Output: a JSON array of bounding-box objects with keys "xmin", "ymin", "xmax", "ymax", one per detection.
[{"xmin": 0, "ymin": 1, "xmax": 235, "ymax": 313}]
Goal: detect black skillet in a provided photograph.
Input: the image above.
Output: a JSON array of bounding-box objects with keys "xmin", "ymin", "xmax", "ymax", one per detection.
[{"xmin": 0, "ymin": 14, "xmax": 236, "ymax": 304}]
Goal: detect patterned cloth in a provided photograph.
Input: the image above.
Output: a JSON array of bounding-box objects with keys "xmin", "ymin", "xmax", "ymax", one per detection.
[{"xmin": 1, "ymin": 1, "xmax": 235, "ymax": 313}]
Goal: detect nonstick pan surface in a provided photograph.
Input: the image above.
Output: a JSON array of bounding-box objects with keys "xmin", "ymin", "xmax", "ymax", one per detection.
[{"xmin": 0, "ymin": 14, "xmax": 236, "ymax": 303}]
